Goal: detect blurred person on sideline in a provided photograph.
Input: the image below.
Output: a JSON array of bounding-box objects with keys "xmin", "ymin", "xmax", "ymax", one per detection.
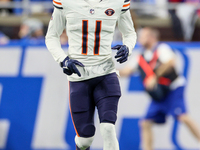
[
  {"xmin": 0, "ymin": 31, "xmax": 9, "ymax": 45},
  {"xmin": 0, "ymin": 0, "xmax": 13, "ymax": 16},
  {"xmin": 119, "ymin": 27, "xmax": 200, "ymax": 150},
  {"xmin": 29, "ymin": 0, "xmax": 53, "ymax": 15},
  {"xmin": 176, "ymin": 0, "xmax": 200, "ymax": 41},
  {"xmin": 18, "ymin": 18, "xmax": 45, "ymax": 44},
  {"xmin": 132, "ymin": 0, "xmax": 168, "ymax": 18},
  {"xmin": 13, "ymin": 0, "xmax": 52, "ymax": 15},
  {"xmin": 168, "ymin": 0, "xmax": 184, "ymax": 40},
  {"xmin": 168, "ymin": 0, "xmax": 200, "ymax": 41}
]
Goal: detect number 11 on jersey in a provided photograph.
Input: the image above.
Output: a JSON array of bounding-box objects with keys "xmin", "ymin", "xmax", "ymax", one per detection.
[{"xmin": 82, "ymin": 20, "xmax": 102, "ymax": 55}]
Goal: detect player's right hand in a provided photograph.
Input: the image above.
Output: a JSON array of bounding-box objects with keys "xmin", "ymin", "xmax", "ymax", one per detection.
[{"xmin": 60, "ymin": 56, "xmax": 84, "ymax": 77}]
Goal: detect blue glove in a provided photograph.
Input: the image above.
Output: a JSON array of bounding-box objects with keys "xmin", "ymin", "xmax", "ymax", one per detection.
[
  {"xmin": 60, "ymin": 56, "xmax": 84, "ymax": 77},
  {"xmin": 112, "ymin": 45, "xmax": 129, "ymax": 64}
]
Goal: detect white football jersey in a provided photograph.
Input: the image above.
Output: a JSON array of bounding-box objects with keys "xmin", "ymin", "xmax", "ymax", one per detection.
[{"xmin": 46, "ymin": 0, "xmax": 137, "ymax": 81}]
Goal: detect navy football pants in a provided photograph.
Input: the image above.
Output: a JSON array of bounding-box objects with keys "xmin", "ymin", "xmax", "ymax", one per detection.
[{"xmin": 69, "ymin": 73, "xmax": 121, "ymax": 137}]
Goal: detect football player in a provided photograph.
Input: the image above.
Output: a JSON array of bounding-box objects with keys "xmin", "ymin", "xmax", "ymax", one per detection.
[
  {"xmin": 120, "ymin": 27, "xmax": 200, "ymax": 150},
  {"xmin": 45, "ymin": 0, "xmax": 137, "ymax": 149}
]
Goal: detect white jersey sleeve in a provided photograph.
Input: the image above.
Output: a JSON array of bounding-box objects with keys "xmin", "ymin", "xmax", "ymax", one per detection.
[
  {"xmin": 45, "ymin": 6, "xmax": 67, "ymax": 63},
  {"xmin": 157, "ymin": 43, "xmax": 175, "ymax": 63},
  {"xmin": 117, "ymin": 10, "xmax": 137, "ymax": 56}
]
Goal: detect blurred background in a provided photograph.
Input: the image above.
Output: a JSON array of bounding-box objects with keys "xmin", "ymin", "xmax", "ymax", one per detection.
[
  {"xmin": 0, "ymin": 0, "xmax": 200, "ymax": 150},
  {"xmin": 0, "ymin": 0, "xmax": 200, "ymax": 43}
]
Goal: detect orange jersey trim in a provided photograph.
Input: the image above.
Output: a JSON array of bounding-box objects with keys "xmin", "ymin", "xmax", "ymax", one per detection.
[
  {"xmin": 53, "ymin": 0, "xmax": 62, "ymax": 5},
  {"xmin": 123, "ymin": 3, "xmax": 130, "ymax": 7},
  {"xmin": 94, "ymin": 20, "xmax": 102, "ymax": 55},
  {"xmin": 82, "ymin": 20, "xmax": 88, "ymax": 55},
  {"xmin": 68, "ymin": 82, "xmax": 80, "ymax": 137}
]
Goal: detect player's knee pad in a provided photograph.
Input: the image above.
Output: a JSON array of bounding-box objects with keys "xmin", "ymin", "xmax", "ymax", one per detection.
[
  {"xmin": 101, "ymin": 110, "xmax": 117, "ymax": 124},
  {"xmin": 75, "ymin": 135, "xmax": 94, "ymax": 150},
  {"xmin": 79, "ymin": 124, "xmax": 95, "ymax": 137}
]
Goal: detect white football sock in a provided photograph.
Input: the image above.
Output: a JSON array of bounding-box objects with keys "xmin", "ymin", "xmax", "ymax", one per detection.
[
  {"xmin": 75, "ymin": 135, "xmax": 94, "ymax": 150},
  {"xmin": 100, "ymin": 123, "xmax": 119, "ymax": 150}
]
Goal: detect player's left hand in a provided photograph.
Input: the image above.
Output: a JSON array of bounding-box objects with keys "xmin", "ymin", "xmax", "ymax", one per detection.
[
  {"xmin": 144, "ymin": 75, "xmax": 157, "ymax": 91},
  {"xmin": 112, "ymin": 45, "xmax": 129, "ymax": 64}
]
